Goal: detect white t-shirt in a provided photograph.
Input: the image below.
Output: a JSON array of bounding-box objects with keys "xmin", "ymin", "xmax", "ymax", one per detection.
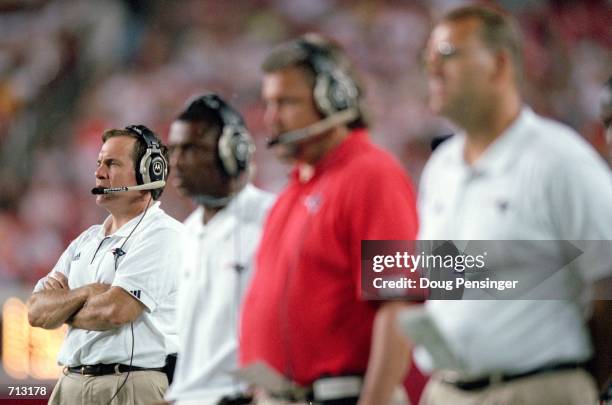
[
  {"xmin": 165, "ymin": 184, "xmax": 275, "ymax": 404},
  {"xmin": 33, "ymin": 201, "xmax": 185, "ymax": 368},
  {"xmin": 417, "ymin": 107, "xmax": 612, "ymax": 376}
]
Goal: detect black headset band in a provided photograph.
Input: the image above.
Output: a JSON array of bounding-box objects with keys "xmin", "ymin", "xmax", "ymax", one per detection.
[
  {"xmin": 185, "ymin": 94, "xmax": 252, "ymax": 178},
  {"xmin": 295, "ymin": 39, "xmax": 333, "ymax": 78},
  {"xmin": 125, "ymin": 125, "xmax": 160, "ymax": 150},
  {"xmin": 194, "ymin": 95, "xmax": 245, "ymax": 129}
]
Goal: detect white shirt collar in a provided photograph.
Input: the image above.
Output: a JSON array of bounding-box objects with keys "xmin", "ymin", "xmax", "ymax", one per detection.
[
  {"xmin": 195, "ymin": 184, "xmax": 255, "ymax": 231},
  {"xmin": 99, "ymin": 201, "xmax": 162, "ymax": 238},
  {"xmin": 454, "ymin": 107, "xmax": 534, "ymax": 175}
]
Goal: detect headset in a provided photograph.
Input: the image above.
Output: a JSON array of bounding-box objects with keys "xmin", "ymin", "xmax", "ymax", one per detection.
[
  {"xmin": 124, "ymin": 125, "xmax": 168, "ymax": 186},
  {"xmin": 191, "ymin": 94, "xmax": 254, "ymax": 178},
  {"xmin": 297, "ymin": 38, "xmax": 360, "ymax": 117},
  {"xmin": 267, "ymin": 38, "xmax": 361, "ymax": 147}
]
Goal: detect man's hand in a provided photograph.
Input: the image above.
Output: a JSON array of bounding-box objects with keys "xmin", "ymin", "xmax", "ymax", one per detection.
[
  {"xmin": 43, "ymin": 273, "xmax": 69, "ymax": 290},
  {"xmin": 83, "ymin": 283, "xmax": 111, "ymax": 297},
  {"xmin": 28, "ymin": 280, "xmax": 112, "ymax": 330},
  {"xmin": 358, "ymin": 301, "xmax": 412, "ymax": 405}
]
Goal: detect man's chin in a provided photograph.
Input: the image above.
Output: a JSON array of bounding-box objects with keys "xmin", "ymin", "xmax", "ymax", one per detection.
[
  {"xmin": 271, "ymin": 143, "xmax": 298, "ymax": 164},
  {"xmin": 428, "ymin": 98, "xmax": 446, "ymax": 116},
  {"xmin": 95, "ymin": 194, "xmax": 116, "ymax": 206}
]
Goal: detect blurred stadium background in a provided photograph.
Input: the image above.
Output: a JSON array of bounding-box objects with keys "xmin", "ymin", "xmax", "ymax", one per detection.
[{"xmin": 0, "ymin": 0, "xmax": 610, "ymax": 397}]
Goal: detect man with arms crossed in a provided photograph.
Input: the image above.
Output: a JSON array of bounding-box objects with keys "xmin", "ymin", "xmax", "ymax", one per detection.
[{"xmin": 28, "ymin": 126, "xmax": 184, "ymax": 405}]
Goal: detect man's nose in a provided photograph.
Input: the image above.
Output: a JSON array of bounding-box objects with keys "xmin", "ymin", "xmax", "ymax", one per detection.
[
  {"xmin": 169, "ymin": 147, "xmax": 183, "ymax": 169},
  {"xmin": 425, "ymin": 54, "xmax": 444, "ymax": 77},
  {"xmin": 95, "ymin": 165, "xmax": 107, "ymax": 179},
  {"xmin": 264, "ymin": 104, "xmax": 280, "ymax": 128}
]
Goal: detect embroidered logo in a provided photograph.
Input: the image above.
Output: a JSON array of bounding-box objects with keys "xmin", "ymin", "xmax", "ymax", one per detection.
[
  {"xmin": 129, "ymin": 290, "xmax": 141, "ymax": 299},
  {"xmin": 496, "ymin": 199, "xmax": 509, "ymax": 213},
  {"xmin": 73, "ymin": 252, "xmax": 81, "ymax": 261},
  {"xmin": 304, "ymin": 193, "xmax": 323, "ymax": 214},
  {"xmin": 112, "ymin": 248, "xmax": 126, "ymax": 258}
]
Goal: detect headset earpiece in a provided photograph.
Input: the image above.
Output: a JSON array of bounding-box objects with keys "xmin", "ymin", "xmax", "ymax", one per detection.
[
  {"xmin": 125, "ymin": 125, "xmax": 168, "ymax": 185},
  {"xmin": 196, "ymin": 94, "xmax": 254, "ymax": 178},
  {"xmin": 296, "ymin": 40, "xmax": 360, "ymax": 117}
]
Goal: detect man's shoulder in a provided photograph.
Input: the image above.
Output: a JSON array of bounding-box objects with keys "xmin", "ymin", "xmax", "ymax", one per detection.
[
  {"xmin": 345, "ymin": 136, "xmax": 408, "ymax": 176},
  {"xmin": 72, "ymin": 223, "xmax": 103, "ymax": 244},
  {"xmin": 243, "ymin": 184, "xmax": 276, "ymax": 208},
  {"xmin": 147, "ymin": 208, "xmax": 186, "ymax": 234},
  {"xmin": 523, "ymin": 111, "xmax": 606, "ymax": 171},
  {"xmin": 238, "ymin": 184, "xmax": 276, "ymax": 224}
]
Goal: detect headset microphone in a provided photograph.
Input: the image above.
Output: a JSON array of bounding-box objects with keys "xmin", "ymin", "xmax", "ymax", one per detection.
[
  {"xmin": 91, "ymin": 180, "xmax": 166, "ymax": 195},
  {"xmin": 266, "ymin": 108, "xmax": 358, "ymax": 148}
]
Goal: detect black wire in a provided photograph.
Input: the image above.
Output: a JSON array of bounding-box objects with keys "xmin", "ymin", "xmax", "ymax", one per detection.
[
  {"xmin": 105, "ymin": 196, "xmax": 152, "ymax": 405},
  {"xmin": 106, "ymin": 322, "xmax": 135, "ymax": 405}
]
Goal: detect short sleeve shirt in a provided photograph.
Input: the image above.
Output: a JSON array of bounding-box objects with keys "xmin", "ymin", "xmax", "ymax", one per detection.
[{"xmin": 33, "ymin": 202, "xmax": 186, "ymax": 368}]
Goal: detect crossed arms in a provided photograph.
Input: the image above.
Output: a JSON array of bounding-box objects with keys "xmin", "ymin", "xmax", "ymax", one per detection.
[{"xmin": 27, "ymin": 272, "xmax": 145, "ymax": 331}]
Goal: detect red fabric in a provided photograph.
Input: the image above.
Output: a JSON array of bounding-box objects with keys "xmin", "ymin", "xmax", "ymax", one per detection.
[
  {"xmin": 404, "ymin": 356, "xmax": 430, "ymax": 405},
  {"xmin": 240, "ymin": 129, "xmax": 419, "ymax": 387}
]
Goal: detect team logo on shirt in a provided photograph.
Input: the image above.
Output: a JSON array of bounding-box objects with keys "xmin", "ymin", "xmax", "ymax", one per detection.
[
  {"xmin": 72, "ymin": 252, "xmax": 81, "ymax": 261},
  {"xmin": 496, "ymin": 199, "xmax": 509, "ymax": 213},
  {"xmin": 304, "ymin": 193, "xmax": 323, "ymax": 213},
  {"xmin": 129, "ymin": 290, "xmax": 142, "ymax": 299}
]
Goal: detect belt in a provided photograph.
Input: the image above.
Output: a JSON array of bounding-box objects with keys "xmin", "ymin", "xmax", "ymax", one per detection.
[
  {"xmin": 272, "ymin": 375, "xmax": 362, "ymax": 404},
  {"xmin": 313, "ymin": 375, "xmax": 362, "ymax": 403},
  {"xmin": 66, "ymin": 364, "xmax": 164, "ymax": 376},
  {"xmin": 446, "ymin": 362, "xmax": 586, "ymax": 391}
]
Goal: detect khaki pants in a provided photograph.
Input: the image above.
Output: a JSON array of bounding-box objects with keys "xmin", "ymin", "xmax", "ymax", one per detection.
[
  {"xmin": 48, "ymin": 370, "xmax": 168, "ymax": 405},
  {"xmin": 419, "ymin": 369, "xmax": 598, "ymax": 405}
]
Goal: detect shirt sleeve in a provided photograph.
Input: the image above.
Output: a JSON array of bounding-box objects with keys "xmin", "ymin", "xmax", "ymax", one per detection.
[
  {"xmin": 547, "ymin": 154, "xmax": 612, "ymax": 282},
  {"xmin": 112, "ymin": 225, "xmax": 185, "ymax": 312}
]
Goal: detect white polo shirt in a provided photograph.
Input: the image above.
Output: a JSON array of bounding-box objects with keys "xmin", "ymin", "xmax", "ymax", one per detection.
[
  {"xmin": 417, "ymin": 107, "xmax": 612, "ymax": 376},
  {"xmin": 34, "ymin": 201, "xmax": 185, "ymax": 368},
  {"xmin": 165, "ymin": 184, "xmax": 275, "ymax": 404}
]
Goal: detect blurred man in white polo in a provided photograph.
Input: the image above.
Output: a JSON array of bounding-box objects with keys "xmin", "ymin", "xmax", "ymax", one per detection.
[
  {"xmin": 163, "ymin": 94, "xmax": 274, "ymax": 405},
  {"xmin": 414, "ymin": 5, "xmax": 612, "ymax": 404}
]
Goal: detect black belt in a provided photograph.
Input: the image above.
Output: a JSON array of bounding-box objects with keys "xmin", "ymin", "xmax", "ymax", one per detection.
[
  {"xmin": 66, "ymin": 364, "xmax": 164, "ymax": 376},
  {"xmin": 447, "ymin": 362, "xmax": 586, "ymax": 391}
]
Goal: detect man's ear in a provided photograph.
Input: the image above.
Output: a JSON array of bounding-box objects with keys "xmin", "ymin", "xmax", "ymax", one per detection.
[{"xmin": 493, "ymin": 49, "xmax": 514, "ymax": 82}]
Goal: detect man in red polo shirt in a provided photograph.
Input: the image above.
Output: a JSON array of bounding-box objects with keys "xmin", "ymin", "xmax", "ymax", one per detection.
[{"xmin": 240, "ymin": 33, "xmax": 422, "ymax": 405}]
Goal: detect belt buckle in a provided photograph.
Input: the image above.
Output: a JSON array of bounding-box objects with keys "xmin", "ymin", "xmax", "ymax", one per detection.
[
  {"xmin": 114, "ymin": 364, "xmax": 121, "ymax": 375},
  {"xmin": 81, "ymin": 366, "xmax": 86, "ymax": 375},
  {"xmin": 313, "ymin": 376, "xmax": 362, "ymax": 401}
]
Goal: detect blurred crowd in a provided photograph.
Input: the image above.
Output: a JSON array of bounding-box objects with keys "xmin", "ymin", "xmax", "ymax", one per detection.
[{"xmin": 0, "ymin": 0, "xmax": 610, "ymax": 286}]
